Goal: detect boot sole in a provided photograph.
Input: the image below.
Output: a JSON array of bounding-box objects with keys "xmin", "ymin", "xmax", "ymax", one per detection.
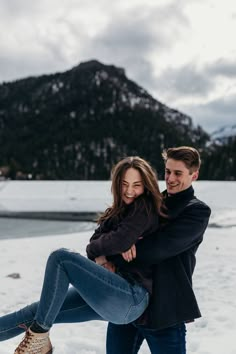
[{"xmin": 47, "ymin": 349, "xmax": 54, "ymax": 354}]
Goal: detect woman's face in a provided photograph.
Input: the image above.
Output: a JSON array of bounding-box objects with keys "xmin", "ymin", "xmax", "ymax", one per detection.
[{"xmin": 121, "ymin": 168, "xmax": 144, "ymax": 205}]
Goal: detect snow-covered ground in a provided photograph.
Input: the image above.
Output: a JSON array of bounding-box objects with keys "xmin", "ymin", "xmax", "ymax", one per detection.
[
  {"xmin": 0, "ymin": 181, "xmax": 112, "ymax": 212},
  {"xmin": 0, "ymin": 181, "xmax": 236, "ymax": 353}
]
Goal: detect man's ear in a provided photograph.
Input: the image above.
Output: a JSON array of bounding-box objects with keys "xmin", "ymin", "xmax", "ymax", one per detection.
[{"xmin": 192, "ymin": 170, "xmax": 199, "ymax": 181}]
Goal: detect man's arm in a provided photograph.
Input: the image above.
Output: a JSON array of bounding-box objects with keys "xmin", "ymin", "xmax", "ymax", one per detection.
[{"xmin": 134, "ymin": 202, "xmax": 211, "ymax": 265}]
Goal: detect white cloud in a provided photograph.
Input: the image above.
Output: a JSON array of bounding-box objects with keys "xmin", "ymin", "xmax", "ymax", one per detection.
[
  {"xmin": 0, "ymin": 0, "xmax": 236, "ymax": 132},
  {"xmin": 179, "ymin": 94, "xmax": 236, "ymax": 133}
]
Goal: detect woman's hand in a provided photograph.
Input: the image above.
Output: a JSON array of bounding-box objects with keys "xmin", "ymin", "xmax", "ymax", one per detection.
[
  {"xmin": 103, "ymin": 262, "xmax": 116, "ymax": 273},
  {"xmin": 122, "ymin": 244, "xmax": 136, "ymax": 262},
  {"xmin": 95, "ymin": 256, "xmax": 116, "ymax": 272},
  {"xmin": 95, "ymin": 255, "xmax": 107, "ymax": 266}
]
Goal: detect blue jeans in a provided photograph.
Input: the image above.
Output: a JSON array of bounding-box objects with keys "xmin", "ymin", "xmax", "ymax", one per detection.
[
  {"xmin": 0, "ymin": 248, "xmax": 149, "ymax": 340},
  {"xmin": 106, "ymin": 322, "xmax": 186, "ymax": 354}
]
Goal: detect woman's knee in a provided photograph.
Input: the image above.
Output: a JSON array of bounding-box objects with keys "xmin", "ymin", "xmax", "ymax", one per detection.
[
  {"xmin": 48, "ymin": 248, "xmax": 72, "ymax": 261},
  {"xmin": 50, "ymin": 247, "xmax": 68, "ymax": 257},
  {"xmin": 48, "ymin": 248, "xmax": 83, "ymax": 265}
]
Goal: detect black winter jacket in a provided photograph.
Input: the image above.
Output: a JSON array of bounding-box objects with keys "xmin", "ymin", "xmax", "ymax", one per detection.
[
  {"xmin": 86, "ymin": 195, "xmax": 160, "ymax": 293},
  {"xmin": 133, "ymin": 186, "xmax": 211, "ymax": 329}
]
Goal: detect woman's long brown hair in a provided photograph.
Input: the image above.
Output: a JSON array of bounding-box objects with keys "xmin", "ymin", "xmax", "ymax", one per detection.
[{"xmin": 98, "ymin": 156, "xmax": 163, "ymax": 224}]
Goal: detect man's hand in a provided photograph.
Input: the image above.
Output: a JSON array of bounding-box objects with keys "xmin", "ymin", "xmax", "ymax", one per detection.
[
  {"xmin": 122, "ymin": 244, "xmax": 136, "ymax": 262},
  {"xmin": 95, "ymin": 256, "xmax": 116, "ymax": 273}
]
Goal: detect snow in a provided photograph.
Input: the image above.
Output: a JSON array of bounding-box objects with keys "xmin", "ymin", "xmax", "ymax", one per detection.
[
  {"xmin": 211, "ymin": 124, "xmax": 236, "ymax": 140},
  {"xmin": 0, "ymin": 181, "xmax": 112, "ymax": 212},
  {"xmin": 0, "ymin": 181, "xmax": 236, "ymax": 353}
]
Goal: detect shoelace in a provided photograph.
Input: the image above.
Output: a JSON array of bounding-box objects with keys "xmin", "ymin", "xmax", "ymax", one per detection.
[
  {"xmin": 15, "ymin": 332, "xmax": 33, "ymax": 353},
  {"xmin": 15, "ymin": 331, "xmax": 49, "ymax": 354}
]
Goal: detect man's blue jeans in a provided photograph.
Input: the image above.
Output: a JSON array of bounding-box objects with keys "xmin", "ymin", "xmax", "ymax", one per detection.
[
  {"xmin": 106, "ymin": 322, "xmax": 186, "ymax": 354},
  {"xmin": 0, "ymin": 248, "xmax": 149, "ymax": 341}
]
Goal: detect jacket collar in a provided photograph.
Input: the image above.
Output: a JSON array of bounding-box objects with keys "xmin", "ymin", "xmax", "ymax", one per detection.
[{"xmin": 163, "ymin": 186, "xmax": 195, "ymax": 211}]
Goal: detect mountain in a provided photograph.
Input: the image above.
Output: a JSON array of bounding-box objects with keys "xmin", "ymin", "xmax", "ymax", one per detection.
[
  {"xmin": 199, "ymin": 125, "xmax": 236, "ymax": 180},
  {"xmin": 0, "ymin": 59, "xmax": 230, "ymax": 180},
  {"xmin": 211, "ymin": 124, "xmax": 236, "ymax": 141}
]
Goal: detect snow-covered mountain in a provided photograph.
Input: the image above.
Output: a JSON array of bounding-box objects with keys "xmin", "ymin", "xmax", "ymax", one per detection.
[
  {"xmin": 211, "ymin": 124, "xmax": 236, "ymax": 140},
  {"xmin": 0, "ymin": 60, "xmax": 209, "ymax": 180}
]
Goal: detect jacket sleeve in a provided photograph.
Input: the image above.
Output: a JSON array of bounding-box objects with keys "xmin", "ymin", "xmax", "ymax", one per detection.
[
  {"xmin": 86, "ymin": 199, "xmax": 159, "ymax": 260},
  {"xmin": 89, "ymin": 225, "xmax": 102, "ymax": 242},
  {"xmin": 134, "ymin": 202, "xmax": 211, "ymax": 265}
]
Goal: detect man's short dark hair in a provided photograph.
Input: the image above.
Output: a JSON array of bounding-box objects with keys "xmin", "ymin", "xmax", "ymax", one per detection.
[{"xmin": 162, "ymin": 146, "xmax": 201, "ymax": 172}]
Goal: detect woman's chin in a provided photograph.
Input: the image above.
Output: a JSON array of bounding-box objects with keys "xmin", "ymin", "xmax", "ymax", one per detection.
[{"xmin": 123, "ymin": 197, "xmax": 135, "ymax": 205}]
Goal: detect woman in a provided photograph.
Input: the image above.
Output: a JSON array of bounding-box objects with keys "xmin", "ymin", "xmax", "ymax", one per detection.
[{"xmin": 0, "ymin": 156, "xmax": 163, "ymax": 354}]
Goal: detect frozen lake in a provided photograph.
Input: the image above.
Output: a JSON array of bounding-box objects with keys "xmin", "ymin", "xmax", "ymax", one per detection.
[{"xmin": 0, "ymin": 218, "xmax": 95, "ymax": 240}]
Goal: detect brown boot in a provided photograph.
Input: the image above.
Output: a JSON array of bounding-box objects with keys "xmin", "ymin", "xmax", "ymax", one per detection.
[{"xmin": 14, "ymin": 328, "xmax": 53, "ymax": 354}]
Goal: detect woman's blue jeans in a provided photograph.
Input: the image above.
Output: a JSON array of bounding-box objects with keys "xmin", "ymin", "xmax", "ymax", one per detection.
[
  {"xmin": 106, "ymin": 322, "xmax": 186, "ymax": 354},
  {"xmin": 0, "ymin": 248, "xmax": 149, "ymax": 341}
]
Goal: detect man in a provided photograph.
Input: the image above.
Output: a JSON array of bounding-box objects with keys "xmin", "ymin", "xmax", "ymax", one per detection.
[{"xmin": 106, "ymin": 146, "xmax": 211, "ymax": 354}]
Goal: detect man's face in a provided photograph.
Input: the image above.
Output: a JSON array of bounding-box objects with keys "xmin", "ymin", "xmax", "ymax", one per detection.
[{"xmin": 165, "ymin": 158, "xmax": 199, "ymax": 194}]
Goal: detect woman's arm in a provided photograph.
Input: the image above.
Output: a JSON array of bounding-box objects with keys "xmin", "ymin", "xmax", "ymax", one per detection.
[
  {"xmin": 89, "ymin": 217, "xmax": 115, "ymax": 242},
  {"xmin": 86, "ymin": 197, "xmax": 159, "ymax": 260}
]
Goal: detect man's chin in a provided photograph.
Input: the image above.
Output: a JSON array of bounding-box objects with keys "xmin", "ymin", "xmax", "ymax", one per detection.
[{"xmin": 167, "ymin": 186, "xmax": 179, "ymax": 194}]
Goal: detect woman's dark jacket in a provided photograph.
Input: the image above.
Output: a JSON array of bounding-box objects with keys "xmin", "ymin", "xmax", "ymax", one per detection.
[
  {"xmin": 86, "ymin": 195, "xmax": 160, "ymax": 293},
  {"xmin": 132, "ymin": 186, "xmax": 211, "ymax": 329}
]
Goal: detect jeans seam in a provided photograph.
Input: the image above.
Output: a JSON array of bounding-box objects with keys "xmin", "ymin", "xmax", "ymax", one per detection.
[
  {"xmin": 62, "ymin": 259, "xmax": 135, "ymax": 295},
  {"xmin": 178, "ymin": 325, "xmax": 186, "ymax": 354},
  {"xmin": 132, "ymin": 330, "xmax": 143, "ymax": 354},
  {"xmin": 39, "ymin": 261, "xmax": 61, "ymax": 328},
  {"xmin": 0, "ymin": 320, "xmax": 32, "ymax": 333},
  {"xmin": 124, "ymin": 292, "xmax": 149, "ymax": 324}
]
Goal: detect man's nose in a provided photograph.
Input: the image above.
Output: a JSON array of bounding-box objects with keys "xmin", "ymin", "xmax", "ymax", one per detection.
[{"xmin": 167, "ymin": 173, "xmax": 175, "ymax": 182}]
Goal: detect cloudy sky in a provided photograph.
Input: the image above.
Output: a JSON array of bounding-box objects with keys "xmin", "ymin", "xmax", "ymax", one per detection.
[{"xmin": 1, "ymin": 0, "xmax": 236, "ymax": 133}]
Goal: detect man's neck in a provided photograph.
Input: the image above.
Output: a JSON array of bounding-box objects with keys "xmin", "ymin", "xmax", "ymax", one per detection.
[{"xmin": 167, "ymin": 185, "xmax": 193, "ymax": 197}]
